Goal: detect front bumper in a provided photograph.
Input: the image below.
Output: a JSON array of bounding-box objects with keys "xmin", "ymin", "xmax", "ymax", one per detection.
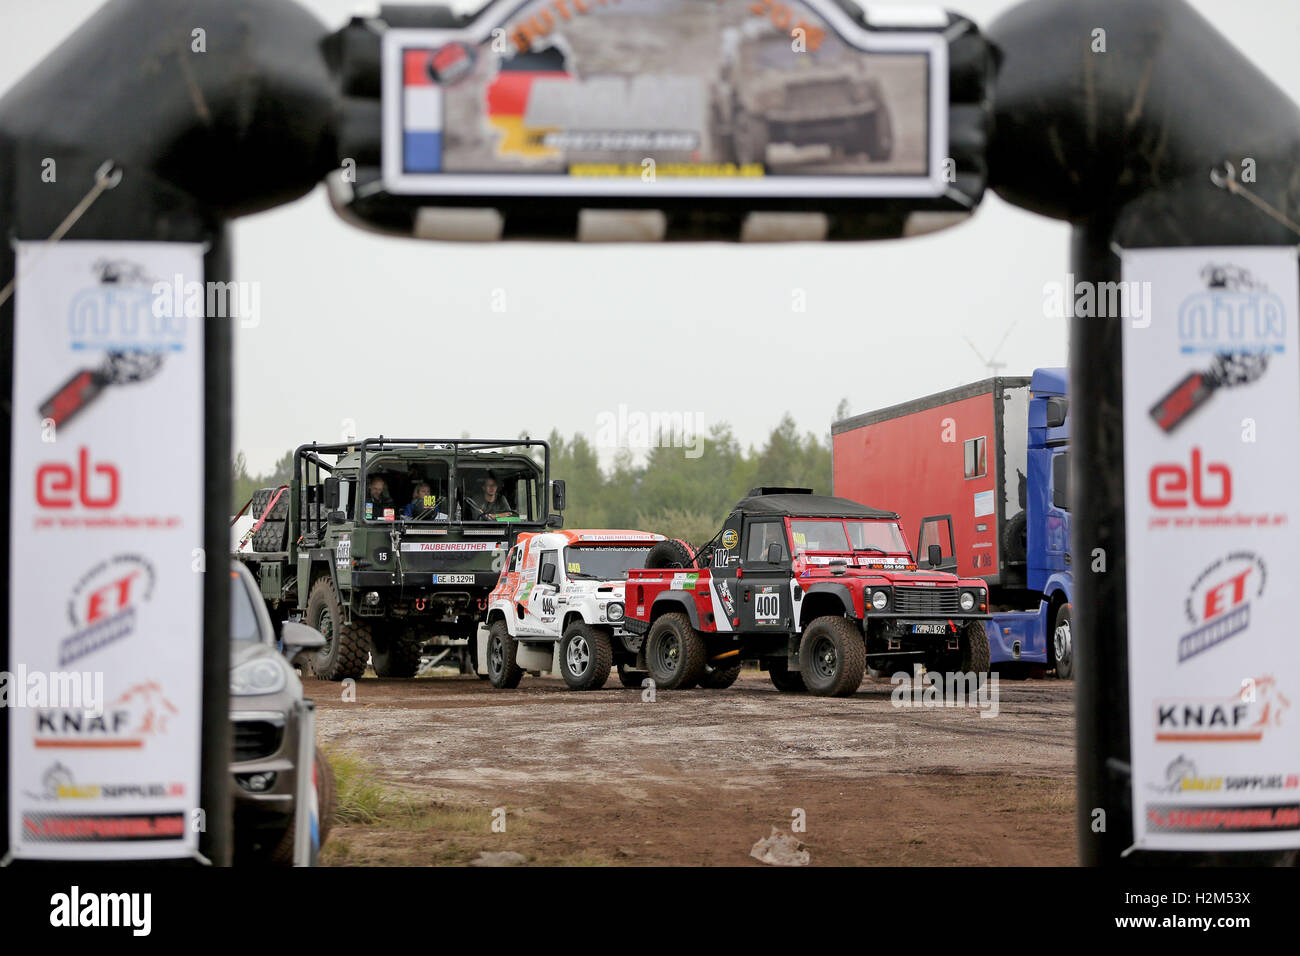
[{"xmin": 230, "ymin": 703, "xmax": 300, "ymax": 824}]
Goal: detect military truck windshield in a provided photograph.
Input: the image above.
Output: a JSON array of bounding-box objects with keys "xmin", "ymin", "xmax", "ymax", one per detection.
[
  {"xmin": 458, "ymin": 461, "xmax": 541, "ymax": 523},
  {"xmin": 564, "ymin": 545, "xmax": 652, "ymax": 580},
  {"xmin": 362, "ymin": 458, "xmax": 451, "ymax": 523}
]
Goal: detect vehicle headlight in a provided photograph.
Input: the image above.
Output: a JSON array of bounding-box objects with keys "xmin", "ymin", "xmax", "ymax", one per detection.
[
  {"xmin": 871, "ymin": 589, "xmax": 888, "ymax": 610},
  {"xmin": 960, "ymin": 591, "xmax": 976, "ymax": 612},
  {"xmin": 606, "ymin": 602, "xmax": 624, "ymax": 622},
  {"xmin": 231, "ymin": 658, "xmax": 288, "ymax": 696}
]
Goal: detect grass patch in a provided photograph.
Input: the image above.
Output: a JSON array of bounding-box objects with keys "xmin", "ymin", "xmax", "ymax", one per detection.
[{"xmin": 326, "ymin": 747, "xmax": 420, "ymax": 826}]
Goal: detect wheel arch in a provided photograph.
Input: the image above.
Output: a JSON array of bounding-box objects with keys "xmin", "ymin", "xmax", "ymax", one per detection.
[{"xmin": 650, "ymin": 592, "xmax": 700, "ymax": 629}]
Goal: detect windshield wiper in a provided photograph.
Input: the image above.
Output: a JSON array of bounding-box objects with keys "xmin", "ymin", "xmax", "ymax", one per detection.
[{"xmin": 854, "ymin": 546, "xmax": 888, "ymax": 554}]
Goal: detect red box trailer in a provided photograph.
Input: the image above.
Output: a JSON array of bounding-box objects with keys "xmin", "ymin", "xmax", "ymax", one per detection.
[{"xmin": 831, "ymin": 377, "xmax": 1032, "ymax": 588}]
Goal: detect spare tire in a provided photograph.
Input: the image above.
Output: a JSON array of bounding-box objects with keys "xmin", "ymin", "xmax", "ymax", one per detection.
[
  {"xmin": 645, "ymin": 539, "xmax": 695, "ymax": 570},
  {"xmin": 1001, "ymin": 511, "xmax": 1028, "ymax": 564},
  {"xmin": 252, "ymin": 520, "xmax": 287, "ymax": 552},
  {"xmin": 261, "ymin": 487, "xmax": 289, "ymax": 521}
]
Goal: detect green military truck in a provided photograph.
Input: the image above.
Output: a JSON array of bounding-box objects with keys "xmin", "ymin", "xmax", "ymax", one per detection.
[{"xmin": 233, "ymin": 437, "xmax": 565, "ymax": 680}]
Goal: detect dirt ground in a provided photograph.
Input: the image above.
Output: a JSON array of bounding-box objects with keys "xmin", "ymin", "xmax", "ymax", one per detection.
[{"xmin": 311, "ymin": 670, "xmax": 1077, "ymax": 867}]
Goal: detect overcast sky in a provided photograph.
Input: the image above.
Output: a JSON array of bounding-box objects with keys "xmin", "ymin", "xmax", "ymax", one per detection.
[{"xmin": 6, "ymin": 1, "xmax": 1299, "ymax": 473}]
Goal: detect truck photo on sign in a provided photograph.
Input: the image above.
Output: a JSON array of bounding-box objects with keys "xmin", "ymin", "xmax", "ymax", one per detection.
[
  {"xmin": 1122, "ymin": 247, "xmax": 1300, "ymax": 852},
  {"xmin": 6, "ymin": 242, "xmax": 205, "ymax": 862},
  {"xmin": 382, "ymin": 0, "xmax": 945, "ymax": 198}
]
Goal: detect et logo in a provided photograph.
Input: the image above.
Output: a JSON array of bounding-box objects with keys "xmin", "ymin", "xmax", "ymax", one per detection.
[
  {"xmin": 1149, "ymin": 447, "xmax": 1230, "ymax": 509},
  {"xmin": 36, "ymin": 446, "xmax": 120, "ymax": 509}
]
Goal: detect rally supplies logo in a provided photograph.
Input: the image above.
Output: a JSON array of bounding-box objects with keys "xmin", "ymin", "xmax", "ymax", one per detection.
[
  {"xmin": 1155, "ymin": 675, "xmax": 1289, "ymax": 743},
  {"xmin": 1177, "ymin": 551, "xmax": 1265, "ymax": 664},
  {"xmin": 39, "ymin": 259, "xmax": 177, "ymax": 429},
  {"xmin": 24, "ymin": 762, "xmax": 185, "ymax": 802},
  {"xmin": 1148, "ymin": 754, "xmax": 1300, "ymax": 795},
  {"xmin": 1149, "ymin": 263, "xmax": 1282, "ymax": 432},
  {"xmin": 59, "ymin": 554, "xmax": 155, "ymax": 666},
  {"xmin": 35, "ymin": 680, "xmax": 177, "ymax": 749}
]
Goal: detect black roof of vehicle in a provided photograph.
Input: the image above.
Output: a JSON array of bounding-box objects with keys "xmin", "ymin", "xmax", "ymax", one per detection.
[{"xmin": 732, "ymin": 493, "xmax": 899, "ymax": 520}]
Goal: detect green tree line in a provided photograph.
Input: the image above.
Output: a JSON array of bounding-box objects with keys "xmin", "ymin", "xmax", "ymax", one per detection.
[{"xmin": 232, "ymin": 407, "xmax": 845, "ymax": 545}]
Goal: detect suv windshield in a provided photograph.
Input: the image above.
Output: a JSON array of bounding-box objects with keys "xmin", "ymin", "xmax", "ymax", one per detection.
[
  {"xmin": 846, "ymin": 520, "xmax": 909, "ymax": 554},
  {"xmin": 789, "ymin": 518, "xmax": 911, "ymax": 555},
  {"xmin": 564, "ymin": 545, "xmax": 652, "ymax": 580},
  {"xmin": 230, "ymin": 572, "xmax": 262, "ymax": 643}
]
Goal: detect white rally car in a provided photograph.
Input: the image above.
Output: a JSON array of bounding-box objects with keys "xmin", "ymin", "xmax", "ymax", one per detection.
[{"xmin": 478, "ymin": 529, "xmax": 666, "ymax": 690}]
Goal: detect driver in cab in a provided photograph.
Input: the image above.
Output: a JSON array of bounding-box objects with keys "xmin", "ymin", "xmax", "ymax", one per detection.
[{"xmin": 467, "ymin": 473, "xmax": 515, "ymax": 519}]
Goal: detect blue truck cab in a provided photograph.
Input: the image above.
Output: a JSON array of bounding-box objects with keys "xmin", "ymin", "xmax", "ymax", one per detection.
[{"xmin": 987, "ymin": 368, "xmax": 1073, "ymax": 675}]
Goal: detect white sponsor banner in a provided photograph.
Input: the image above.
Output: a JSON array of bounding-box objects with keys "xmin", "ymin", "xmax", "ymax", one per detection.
[
  {"xmin": 401, "ymin": 540, "xmax": 506, "ymax": 552},
  {"xmin": 7, "ymin": 242, "xmax": 204, "ymax": 860},
  {"xmin": 1122, "ymin": 246, "xmax": 1300, "ymax": 851}
]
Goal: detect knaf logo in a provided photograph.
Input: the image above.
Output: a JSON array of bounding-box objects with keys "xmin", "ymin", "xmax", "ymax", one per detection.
[
  {"xmin": 1155, "ymin": 675, "xmax": 1288, "ymax": 742},
  {"xmin": 1177, "ymin": 263, "xmax": 1286, "ymax": 355}
]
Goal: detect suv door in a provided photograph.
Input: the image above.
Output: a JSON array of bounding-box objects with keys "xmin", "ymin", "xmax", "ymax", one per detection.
[
  {"xmin": 738, "ymin": 518, "xmax": 792, "ymax": 631},
  {"xmin": 916, "ymin": 514, "xmax": 957, "ymax": 572},
  {"xmin": 522, "ymin": 548, "xmax": 561, "ymax": 636}
]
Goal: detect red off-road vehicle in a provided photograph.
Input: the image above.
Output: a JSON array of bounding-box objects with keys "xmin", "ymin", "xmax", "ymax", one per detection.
[{"xmin": 622, "ymin": 488, "xmax": 992, "ymax": 697}]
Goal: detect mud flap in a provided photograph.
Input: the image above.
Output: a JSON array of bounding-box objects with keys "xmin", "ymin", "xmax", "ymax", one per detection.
[{"xmin": 475, "ymin": 624, "xmax": 490, "ymax": 676}]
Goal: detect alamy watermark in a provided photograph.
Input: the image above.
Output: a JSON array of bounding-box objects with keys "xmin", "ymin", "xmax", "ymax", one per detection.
[
  {"xmin": 595, "ymin": 404, "xmax": 705, "ymax": 459},
  {"xmin": 1043, "ymin": 274, "xmax": 1152, "ymax": 327},
  {"xmin": 151, "ymin": 274, "xmax": 261, "ymax": 328},
  {"xmin": 890, "ymin": 666, "xmax": 999, "ymax": 718},
  {"xmin": 0, "ymin": 666, "xmax": 104, "ymax": 714}
]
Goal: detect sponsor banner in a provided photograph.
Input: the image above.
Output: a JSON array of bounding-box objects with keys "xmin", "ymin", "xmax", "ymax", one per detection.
[
  {"xmin": 400, "ymin": 540, "xmax": 507, "ymax": 552},
  {"xmin": 382, "ymin": 0, "xmax": 947, "ymax": 198},
  {"xmin": 1122, "ymin": 247, "xmax": 1300, "ymax": 850},
  {"xmin": 8, "ymin": 242, "xmax": 204, "ymax": 860}
]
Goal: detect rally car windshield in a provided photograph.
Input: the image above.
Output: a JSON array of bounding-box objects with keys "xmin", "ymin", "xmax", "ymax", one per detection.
[
  {"xmin": 563, "ymin": 545, "xmax": 652, "ymax": 580},
  {"xmin": 790, "ymin": 519, "xmax": 910, "ymax": 555}
]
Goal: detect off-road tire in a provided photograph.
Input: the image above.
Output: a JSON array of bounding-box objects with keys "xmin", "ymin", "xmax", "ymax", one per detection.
[
  {"xmin": 959, "ymin": 620, "xmax": 992, "ymax": 674},
  {"xmin": 617, "ymin": 664, "xmax": 650, "ymax": 689},
  {"xmin": 252, "ymin": 520, "xmax": 287, "ymax": 552},
  {"xmin": 370, "ymin": 628, "xmax": 423, "ymax": 679},
  {"xmin": 798, "ymin": 616, "xmax": 866, "ymax": 697},
  {"xmin": 698, "ymin": 661, "xmax": 742, "ymax": 689},
  {"xmin": 768, "ymin": 660, "xmax": 806, "ymax": 693},
  {"xmin": 1051, "ymin": 603, "xmax": 1073, "ymax": 680},
  {"xmin": 486, "ymin": 619, "xmax": 523, "ymax": 689},
  {"xmin": 305, "ymin": 578, "xmax": 370, "ymax": 681},
  {"xmin": 645, "ymin": 539, "xmax": 695, "ymax": 570},
  {"xmin": 558, "ymin": 621, "xmax": 614, "ymax": 690},
  {"xmin": 270, "ymin": 746, "xmax": 336, "ymax": 865},
  {"xmin": 645, "ymin": 613, "xmax": 706, "ymax": 689},
  {"xmin": 1001, "ymin": 511, "xmax": 1028, "ymax": 564}
]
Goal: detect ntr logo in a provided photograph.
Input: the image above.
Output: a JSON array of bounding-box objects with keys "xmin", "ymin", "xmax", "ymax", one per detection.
[
  {"xmin": 36, "ymin": 447, "xmax": 120, "ymax": 509},
  {"xmin": 1149, "ymin": 447, "xmax": 1230, "ymax": 509}
]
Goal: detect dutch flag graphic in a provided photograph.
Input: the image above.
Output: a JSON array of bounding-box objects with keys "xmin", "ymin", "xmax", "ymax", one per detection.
[{"xmin": 402, "ymin": 50, "xmax": 443, "ymax": 173}]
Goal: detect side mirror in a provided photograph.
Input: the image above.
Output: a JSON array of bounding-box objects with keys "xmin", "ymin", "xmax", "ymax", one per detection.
[
  {"xmin": 281, "ymin": 621, "xmax": 325, "ymax": 663},
  {"xmin": 766, "ymin": 542, "xmax": 783, "ymax": 564},
  {"xmin": 928, "ymin": 544, "xmax": 943, "ymax": 568},
  {"xmin": 327, "ymin": 510, "xmax": 346, "ymax": 525},
  {"xmin": 540, "ymin": 563, "xmax": 556, "ymax": 585},
  {"xmin": 1052, "ymin": 452, "xmax": 1071, "ymax": 510},
  {"xmin": 323, "ymin": 477, "xmax": 340, "ymax": 510},
  {"xmin": 546, "ymin": 514, "xmax": 563, "ymax": 528},
  {"xmin": 551, "ymin": 479, "xmax": 567, "ymax": 513}
]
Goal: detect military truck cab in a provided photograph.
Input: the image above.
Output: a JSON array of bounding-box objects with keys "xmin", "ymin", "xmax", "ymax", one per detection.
[{"xmin": 234, "ymin": 437, "xmax": 565, "ymax": 681}]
